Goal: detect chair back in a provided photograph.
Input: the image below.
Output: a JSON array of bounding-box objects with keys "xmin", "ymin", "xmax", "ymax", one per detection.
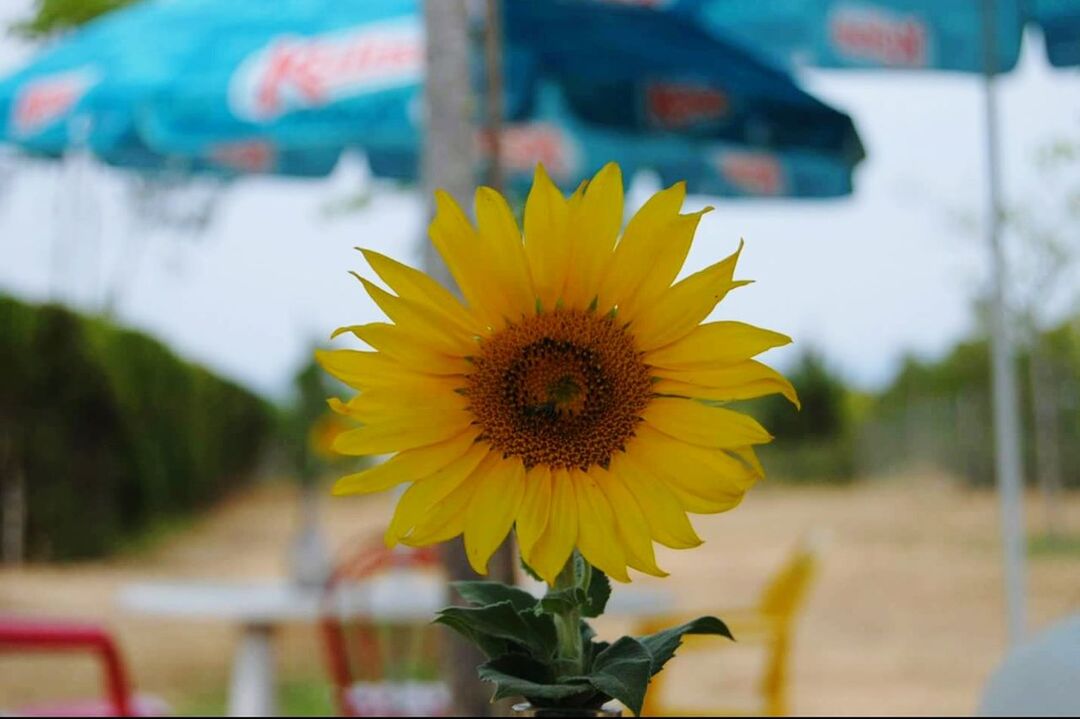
[
  {"xmin": 0, "ymin": 616, "xmax": 135, "ymax": 716},
  {"xmin": 320, "ymin": 535, "xmax": 449, "ymax": 717},
  {"xmin": 756, "ymin": 535, "xmax": 824, "ymax": 621}
]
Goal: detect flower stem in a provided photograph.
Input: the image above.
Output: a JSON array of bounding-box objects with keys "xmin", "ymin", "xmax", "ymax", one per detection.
[{"xmin": 551, "ymin": 551, "xmax": 585, "ymax": 678}]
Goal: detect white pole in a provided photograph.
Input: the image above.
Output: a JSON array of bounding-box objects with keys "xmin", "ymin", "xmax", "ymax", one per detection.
[{"xmin": 982, "ymin": 0, "xmax": 1027, "ymax": 646}]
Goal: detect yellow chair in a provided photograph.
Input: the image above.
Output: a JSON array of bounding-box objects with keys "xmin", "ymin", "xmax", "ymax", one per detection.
[{"xmin": 638, "ymin": 538, "xmax": 823, "ymax": 717}]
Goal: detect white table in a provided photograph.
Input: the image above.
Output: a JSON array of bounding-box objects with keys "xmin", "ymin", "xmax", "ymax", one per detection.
[
  {"xmin": 118, "ymin": 572, "xmax": 446, "ymax": 717},
  {"xmin": 119, "ymin": 575, "xmax": 673, "ymax": 717}
]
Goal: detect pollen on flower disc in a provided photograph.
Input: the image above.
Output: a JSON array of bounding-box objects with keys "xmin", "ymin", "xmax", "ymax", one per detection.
[{"xmin": 466, "ymin": 309, "xmax": 653, "ymax": 471}]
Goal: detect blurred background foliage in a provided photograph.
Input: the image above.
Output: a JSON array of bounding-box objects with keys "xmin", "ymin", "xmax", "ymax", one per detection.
[
  {"xmin": 0, "ymin": 294, "xmax": 273, "ymax": 560},
  {"xmin": 2, "ymin": 287, "xmax": 1078, "ymax": 562},
  {"xmin": 751, "ymin": 316, "xmax": 1080, "ymax": 495},
  {"xmin": 12, "ymin": 0, "xmax": 138, "ymax": 37}
]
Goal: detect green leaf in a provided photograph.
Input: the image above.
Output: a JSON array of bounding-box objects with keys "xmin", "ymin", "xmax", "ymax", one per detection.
[
  {"xmin": 478, "ymin": 654, "xmax": 597, "ymax": 704},
  {"xmin": 538, "ymin": 586, "xmax": 588, "ymax": 615},
  {"xmin": 453, "ymin": 580, "xmax": 539, "ymax": 612},
  {"xmin": 584, "ymin": 637, "xmax": 653, "ymax": 717},
  {"xmin": 583, "ymin": 568, "xmax": 611, "ymax": 618},
  {"xmin": 585, "ymin": 638, "xmax": 610, "ymax": 668},
  {"xmin": 636, "ymin": 616, "xmax": 734, "ymax": 676},
  {"xmin": 433, "ymin": 611, "xmax": 511, "ymax": 659},
  {"xmin": 435, "ymin": 601, "xmax": 557, "ymax": 660}
]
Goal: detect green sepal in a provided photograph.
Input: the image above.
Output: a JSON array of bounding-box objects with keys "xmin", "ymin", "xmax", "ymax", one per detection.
[
  {"xmin": 520, "ymin": 556, "xmax": 544, "ymax": 583},
  {"xmin": 582, "ymin": 565, "xmax": 611, "ymax": 618},
  {"xmin": 538, "ymin": 586, "xmax": 588, "ymax": 615}
]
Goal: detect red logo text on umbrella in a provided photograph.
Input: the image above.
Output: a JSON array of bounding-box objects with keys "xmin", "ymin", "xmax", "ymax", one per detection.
[
  {"xmin": 829, "ymin": 4, "xmax": 928, "ymax": 68},
  {"xmin": 230, "ymin": 21, "xmax": 422, "ymax": 122},
  {"xmin": 645, "ymin": 82, "xmax": 729, "ymax": 130},
  {"xmin": 11, "ymin": 69, "xmax": 98, "ymax": 137},
  {"xmin": 208, "ymin": 140, "xmax": 277, "ymax": 173},
  {"xmin": 715, "ymin": 151, "xmax": 785, "ymax": 196},
  {"xmin": 477, "ymin": 123, "xmax": 578, "ymax": 180}
]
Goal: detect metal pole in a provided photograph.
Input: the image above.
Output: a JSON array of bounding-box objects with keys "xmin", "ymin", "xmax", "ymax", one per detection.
[
  {"xmin": 421, "ymin": 2, "xmax": 492, "ymax": 715},
  {"xmin": 982, "ymin": 0, "xmax": 1027, "ymax": 645}
]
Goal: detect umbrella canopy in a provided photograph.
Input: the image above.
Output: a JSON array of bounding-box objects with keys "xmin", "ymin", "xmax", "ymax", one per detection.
[
  {"xmin": 0, "ymin": 0, "xmax": 864, "ymax": 195},
  {"xmin": 1037, "ymin": 0, "xmax": 1080, "ymax": 66},
  {"xmin": 370, "ymin": 83, "xmax": 856, "ymax": 198},
  {"xmin": 659, "ymin": 0, "xmax": 1078, "ymax": 72}
]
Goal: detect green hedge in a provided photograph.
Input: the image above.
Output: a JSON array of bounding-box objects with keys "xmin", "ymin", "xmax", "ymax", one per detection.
[{"xmin": 0, "ymin": 295, "xmax": 273, "ymax": 560}]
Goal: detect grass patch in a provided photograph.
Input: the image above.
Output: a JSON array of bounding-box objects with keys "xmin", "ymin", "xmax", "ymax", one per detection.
[
  {"xmin": 1029, "ymin": 533, "xmax": 1080, "ymax": 558},
  {"xmin": 178, "ymin": 679, "xmax": 334, "ymax": 717}
]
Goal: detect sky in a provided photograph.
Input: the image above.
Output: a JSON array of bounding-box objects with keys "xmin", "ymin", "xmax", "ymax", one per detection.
[{"xmin": 0, "ymin": 1, "xmax": 1078, "ymax": 400}]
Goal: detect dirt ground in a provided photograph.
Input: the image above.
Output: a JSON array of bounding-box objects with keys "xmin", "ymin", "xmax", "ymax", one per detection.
[{"xmin": 1, "ymin": 473, "xmax": 1078, "ymax": 716}]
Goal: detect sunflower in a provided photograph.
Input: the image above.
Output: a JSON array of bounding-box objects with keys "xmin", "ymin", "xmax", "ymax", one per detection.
[{"xmin": 318, "ymin": 163, "xmax": 796, "ymax": 584}]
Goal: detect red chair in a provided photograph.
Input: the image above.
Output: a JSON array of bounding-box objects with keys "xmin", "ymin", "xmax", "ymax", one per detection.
[
  {"xmin": 320, "ymin": 537, "xmax": 449, "ymax": 717},
  {"xmin": 0, "ymin": 616, "xmax": 169, "ymax": 717}
]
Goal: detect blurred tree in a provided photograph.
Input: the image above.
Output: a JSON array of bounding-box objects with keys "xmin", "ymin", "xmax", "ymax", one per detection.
[
  {"xmin": 0, "ymin": 295, "xmax": 273, "ymax": 561},
  {"xmin": 12, "ymin": 0, "xmax": 139, "ymax": 36},
  {"xmin": 1007, "ymin": 140, "xmax": 1080, "ymax": 538},
  {"xmin": 762, "ymin": 349, "xmax": 847, "ymax": 441},
  {"xmin": 752, "ymin": 349, "xmax": 855, "ymax": 483}
]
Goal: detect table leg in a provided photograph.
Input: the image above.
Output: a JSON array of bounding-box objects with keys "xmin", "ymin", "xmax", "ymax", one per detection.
[{"xmin": 228, "ymin": 623, "xmax": 277, "ymax": 717}]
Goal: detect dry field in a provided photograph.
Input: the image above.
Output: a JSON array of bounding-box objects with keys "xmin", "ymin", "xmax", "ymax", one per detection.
[{"xmin": 1, "ymin": 474, "xmax": 1078, "ymax": 716}]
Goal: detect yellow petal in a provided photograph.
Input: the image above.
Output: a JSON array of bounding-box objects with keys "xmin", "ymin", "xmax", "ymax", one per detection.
[
  {"xmin": 730, "ymin": 446, "xmax": 765, "ymax": 479},
  {"xmin": 523, "ymin": 164, "xmax": 570, "ymax": 311},
  {"xmin": 608, "ymin": 451, "xmax": 702, "ymax": 549},
  {"xmin": 599, "ymin": 182, "xmax": 687, "ymax": 313},
  {"xmin": 331, "ymin": 427, "xmax": 481, "ymax": 496},
  {"xmin": 400, "ymin": 468, "xmax": 484, "ymax": 547},
  {"xmin": 631, "ymin": 241, "xmax": 749, "ymax": 350},
  {"xmin": 332, "ymin": 410, "xmax": 472, "ymax": 455},
  {"xmin": 628, "ymin": 425, "xmax": 754, "ymax": 513},
  {"xmin": 642, "ymin": 397, "xmax": 772, "ymax": 449},
  {"xmin": 360, "ymin": 277, "xmax": 475, "ymax": 356},
  {"xmin": 572, "ymin": 469, "xmax": 630, "ymax": 582},
  {"xmin": 652, "ymin": 360, "xmax": 799, "ymax": 408},
  {"xmin": 644, "ymin": 321, "xmax": 792, "ymax": 368},
  {"xmin": 474, "ymin": 187, "xmax": 536, "ymax": 320},
  {"xmin": 516, "ymin": 465, "xmax": 553, "ymax": 558},
  {"xmin": 385, "ymin": 442, "xmax": 491, "ymax": 544},
  {"xmin": 563, "ymin": 163, "xmax": 622, "ymax": 308},
  {"xmin": 527, "ymin": 468, "xmax": 579, "ymax": 584},
  {"xmin": 429, "ymin": 190, "xmax": 504, "ymax": 328},
  {"xmin": 361, "ymin": 249, "xmax": 484, "ymax": 335},
  {"xmin": 332, "ymin": 323, "xmax": 473, "ymax": 376},
  {"xmin": 317, "ymin": 348, "xmax": 432, "ymax": 391},
  {"xmin": 464, "ymin": 455, "xmax": 527, "ymax": 574},
  {"xmin": 337, "ymin": 387, "xmax": 468, "ymax": 423},
  {"xmin": 590, "ymin": 465, "xmax": 667, "ymax": 578}
]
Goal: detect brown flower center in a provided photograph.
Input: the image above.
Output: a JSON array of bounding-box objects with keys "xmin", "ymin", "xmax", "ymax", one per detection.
[{"xmin": 466, "ymin": 309, "xmax": 652, "ymax": 470}]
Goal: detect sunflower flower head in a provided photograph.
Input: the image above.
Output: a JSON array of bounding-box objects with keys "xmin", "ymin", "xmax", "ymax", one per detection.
[{"xmin": 318, "ymin": 163, "xmax": 796, "ymax": 585}]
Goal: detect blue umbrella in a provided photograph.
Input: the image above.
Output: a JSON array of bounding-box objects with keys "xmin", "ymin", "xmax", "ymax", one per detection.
[
  {"xmin": 503, "ymin": 0, "xmax": 864, "ymax": 162},
  {"xmin": 658, "ymin": 0, "xmax": 1077, "ymax": 72},
  {"xmin": 0, "ymin": 0, "xmax": 864, "ymax": 196},
  {"xmin": 370, "ymin": 83, "xmax": 856, "ymax": 198},
  {"xmin": 1037, "ymin": 0, "xmax": 1080, "ymax": 66}
]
